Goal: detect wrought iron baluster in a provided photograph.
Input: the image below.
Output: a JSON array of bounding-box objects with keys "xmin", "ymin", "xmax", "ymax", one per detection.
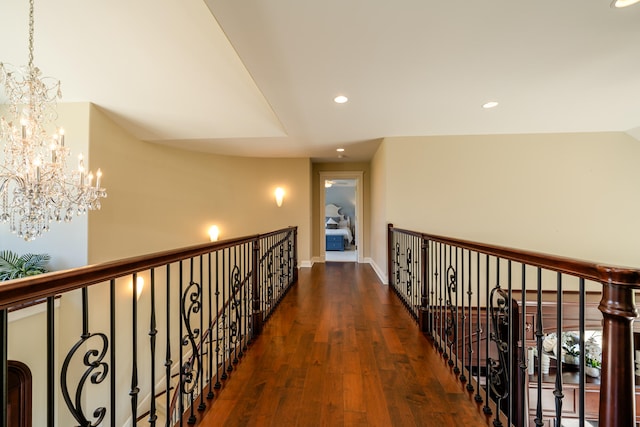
[
  {"xmin": 246, "ymin": 240, "xmax": 251, "ymax": 345},
  {"xmin": 48, "ymin": 296, "xmax": 55, "ymax": 426},
  {"xmin": 198, "ymin": 256, "xmax": 206, "ymax": 412},
  {"xmin": 414, "ymin": 235, "xmax": 420, "ymax": 316},
  {"xmin": 460, "ymin": 248, "xmax": 466, "ymax": 382},
  {"xmin": 149, "ymin": 269, "xmax": 158, "ymax": 425},
  {"xmin": 420, "ymin": 236, "xmax": 429, "ymax": 335},
  {"xmin": 165, "ymin": 264, "xmax": 172, "ymax": 427},
  {"xmin": 178, "ymin": 261, "xmax": 184, "ymax": 425},
  {"xmin": 232, "ymin": 246, "xmax": 240, "ymax": 365},
  {"xmin": 288, "ymin": 232, "xmax": 292, "ymax": 282},
  {"xmin": 214, "ymin": 251, "xmax": 221, "ymax": 390},
  {"xmin": 131, "ymin": 274, "xmax": 139, "ymax": 424},
  {"xmin": 474, "ymin": 251, "xmax": 482, "ymax": 404},
  {"xmin": 483, "ymin": 255, "xmax": 492, "ymax": 416},
  {"xmin": 466, "ymin": 250, "xmax": 475, "ymax": 393},
  {"xmin": 253, "ymin": 238, "xmax": 261, "ymax": 337},
  {"xmin": 493, "ymin": 257, "xmax": 504, "ymax": 422},
  {"xmin": 226, "ymin": 247, "xmax": 234, "ymax": 375},
  {"xmin": 207, "ymin": 253, "xmax": 214, "ymax": 399},
  {"xmin": 440, "ymin": 243, "xmax": 445, "ymax": 354},
  {"xmin": 445, "ymin": 246, "xmax": 457, "ymax": 368},
  {"xmin": 534, "ymin": 267, "xmax": 544, "ymax": 427},
  {"xmin": 180, "ymin": 258, "xmax": 202, "ymax": 425},
  {"xmin": 267, "ymin": 251, "xmax": 274, "ymax": 310},
  {"xmin": 554, "ymin": 273, "xmax": 564, "ymax": 426},
  {"xmin": 507, "ymin": 260, "xmax": 513, "ymax": 427},
  {"xmin": 279, "ymin": 242, "xmax": 285, "ymax": 295},
  {"xmin": 487, "ymin": 276, "xmax": 507, "ymax": 427},
  {"xmin": 394, "ymin": 241, "xmax": 401, "ymax": 293},
  {"xmin": 261, "ymin": 239, "xmax": 266, "ymax": 316},
  {"xmin": 221, "ymin": 250, "xmax": 227, "ymax": 381},
  {"xmin": 261, "ymin": 239, "xmax": 265, "ymax": 316},
  {"xmin": 519, "ymin": 265, "xmax": 527, "ymax": 427},
  {"xmin": 232, "ymin": 245, "xmax": 243, "ymax": 366},
  {"xmin": 579, "ymin": 277, "xmax": 585, "ymax": 425},
  {"xmin": 243, "ymin": 242, "xmax": 249, "ymax": 349},
  {"xmin": 61, "ymin": 286, "xmax": 109, "ymax": 426},
  {"xmin": 430, "ymin": 240, "xmax": 436, "ymax": 336},
  {"xmin": 453, "ymin": 247, "xmax": 460, "ymax": 374},
  {"xmin": 407, "ymin": 234, "xmax": 412, "ymax": 311},
  {"xmin": 437, "ymin": 243, "xmax": 444, "ymax": 353},
  {"xmin": 109, "ymin": 280, "xmax": 116, "ymax": 427}
]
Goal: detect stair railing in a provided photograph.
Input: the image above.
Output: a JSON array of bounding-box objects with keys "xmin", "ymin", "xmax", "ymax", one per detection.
[
  {"xmin": 0, "ymin": 226, "xmax": 297, "ymax": 427},
  {"xmin": 388, "ymin": 224, "xmax": 639, "ymax": 427}
]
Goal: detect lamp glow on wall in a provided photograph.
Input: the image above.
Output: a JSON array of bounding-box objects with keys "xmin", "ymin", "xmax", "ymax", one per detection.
[
  {"xmin": 611, "ymin": 0, "xmax": 640, "ymax": 7},
  {"xmin": 128, "ymin": 276, "xmax": 144, "ymax": 300},
  {"xmin": 208, "ymin": 225, "xmax": 220, "ymax": 242},
  {"xmin": 275, "ymin": 187, "xmax": 285, "ymax": 207}
]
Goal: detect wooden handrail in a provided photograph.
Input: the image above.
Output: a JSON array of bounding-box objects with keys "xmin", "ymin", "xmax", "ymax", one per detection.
[
  {"xmin": 0, "ymin": 227, "xmax": 297, "ymax": 310},
  {"xmin": 390, "ymin": 225, "xmax": 640, "ymax": 287}
]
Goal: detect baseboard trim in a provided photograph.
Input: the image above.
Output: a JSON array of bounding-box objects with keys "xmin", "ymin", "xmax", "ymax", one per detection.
[
  {"xmin": 365, "ymin": 257, "xmax": 388, "ymax": 285},
  {"xmin": 300, "ymin": 260, "xmax": 314, "ymax": 268}
]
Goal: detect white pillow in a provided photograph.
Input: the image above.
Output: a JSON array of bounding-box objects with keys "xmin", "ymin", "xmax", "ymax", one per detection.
[{"xmin": 326, "ymin": 218, "xmax": 338, "ymax": 225}]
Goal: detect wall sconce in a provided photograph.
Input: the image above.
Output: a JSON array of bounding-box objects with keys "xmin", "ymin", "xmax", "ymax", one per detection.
[
  {"xmin": 275, "ymin": 187, "xmax": 285, "ymax": 207},
  {"xmin": 208, "ymin": 225, "xmax": 220, "ymax": 242}
]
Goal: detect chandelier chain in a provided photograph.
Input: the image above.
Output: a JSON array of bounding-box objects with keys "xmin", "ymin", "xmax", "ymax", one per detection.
[{"xmin": 28, "ymin": 0, "xmax": 34, "ymax": 68}]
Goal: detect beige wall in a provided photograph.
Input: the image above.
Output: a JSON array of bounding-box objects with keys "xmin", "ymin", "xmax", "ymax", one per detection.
[
  {"xmin": 311, "ymin": 162, "xmax": 371, "ymax": 260},
  {"xmin": 369, "ymin": 142, "xmax": 388, "ymax": 281},
  {"xmin": 370, "ymin": 133, "xmax": 640, "ymax": 277},
  {"xmin": 88, "ymin": 105, "xmax": 311, "ymax": 264}
]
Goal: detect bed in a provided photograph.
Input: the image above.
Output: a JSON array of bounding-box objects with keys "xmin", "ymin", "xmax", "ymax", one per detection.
[{"xmin": 325, "ymin": 203, "xmax": 353, "ymax": 251}]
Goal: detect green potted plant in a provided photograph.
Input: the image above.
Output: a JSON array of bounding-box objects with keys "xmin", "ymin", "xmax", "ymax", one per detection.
[{"xmin": 0, "ymin": 250, "xmax": 50, "ymax": 281}]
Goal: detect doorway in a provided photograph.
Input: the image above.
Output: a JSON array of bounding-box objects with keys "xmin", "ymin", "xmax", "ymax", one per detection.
[{"xmin": 319, "ymin": 171, "xmax": 364, "ymax": 263}]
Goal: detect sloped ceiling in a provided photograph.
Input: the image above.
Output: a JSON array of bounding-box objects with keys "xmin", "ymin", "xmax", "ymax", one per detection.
[{"xmin": 1, "ymin": 0, "xmax": 639, "ymax": 162}]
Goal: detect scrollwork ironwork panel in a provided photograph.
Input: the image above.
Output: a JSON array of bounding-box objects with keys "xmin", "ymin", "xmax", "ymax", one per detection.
[
  {"xmin": 487, "ymin": 285, "xmax": 509, "ymax": 427},
  {"xmin": 180, "ymin": 280, "xmax": 202, "ymax": 397},
  {"xmin": 60, "ymin": 333, "xmax": 109, "ymax": 427},
  {"xmin": 445, "ymin": 263, "xmax": 458, "ymax": 370}
]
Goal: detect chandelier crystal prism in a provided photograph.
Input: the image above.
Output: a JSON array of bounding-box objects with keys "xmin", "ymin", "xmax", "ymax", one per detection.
[{"xmin": 0, "ymin": 0, "xmax": 106, "ymax": 241}]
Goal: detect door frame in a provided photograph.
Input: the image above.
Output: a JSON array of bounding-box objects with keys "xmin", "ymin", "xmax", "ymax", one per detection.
[{"xmin": 319, "ymin": 171, "xmax": 364, "ymax": 263}]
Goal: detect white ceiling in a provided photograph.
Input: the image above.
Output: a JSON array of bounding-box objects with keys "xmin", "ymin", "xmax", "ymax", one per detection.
[{"xmin": 1, "ymin": 0, "xmax": 639, "ymax": 162}]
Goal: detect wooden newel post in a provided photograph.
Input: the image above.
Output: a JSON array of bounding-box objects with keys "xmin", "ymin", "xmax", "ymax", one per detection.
[
  {"xmin": 252, "ymin": 238, "xmax": 263, "ymax": 337},
  {"xmin": 598, "ymin": 282, "xmax": 638, "ymax": 427},
  {"xmin": 419, "ymin": 237, "xmax": 430, "ymax": 334}
]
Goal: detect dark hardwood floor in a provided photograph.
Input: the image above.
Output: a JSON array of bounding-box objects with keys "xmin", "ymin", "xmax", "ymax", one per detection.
[{"xmin": 197, "ymin": 262, "xmax": 493, "ymax": 426}]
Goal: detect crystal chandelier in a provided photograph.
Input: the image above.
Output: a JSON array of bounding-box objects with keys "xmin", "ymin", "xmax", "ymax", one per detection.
[{"xmin": 0, "ymin": 0, "xmax": 106, "ymax": 241}]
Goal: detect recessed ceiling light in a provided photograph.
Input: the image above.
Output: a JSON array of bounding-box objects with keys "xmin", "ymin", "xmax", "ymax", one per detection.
[
  {"xmin": 334, "ymin": 95, "xmax": 348, "ymax": 104},
  {"xmin": 336, "ymin": 148, "xmax": 345, "ymax": 152},
  {"xmin": 611, "ymin": 0, "xmax": 640, "ymax": 7},
  {"xmin": 482, "ymin": 101, "xmax": 499, "ymax": 109}
]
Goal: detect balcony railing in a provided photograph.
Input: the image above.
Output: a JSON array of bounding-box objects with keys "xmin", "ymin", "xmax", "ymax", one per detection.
[
  {"xmin": 0, "ymin": 226, "xmax": 298, "ymax": 427},
  {"xmin": 388, "ymin": 224, "xmax": 639, "ymax": 427}
]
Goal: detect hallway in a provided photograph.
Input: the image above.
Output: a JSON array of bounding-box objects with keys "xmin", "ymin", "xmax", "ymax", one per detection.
[{"xmin": 198, "ymin": 262, "xmax": 492, "ymax": 426}]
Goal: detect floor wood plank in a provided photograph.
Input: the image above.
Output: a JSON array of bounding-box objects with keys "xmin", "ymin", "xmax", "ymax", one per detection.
[{"xmin": 196, "ymin": 262, "xmax": 493, "ymax": 426}]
